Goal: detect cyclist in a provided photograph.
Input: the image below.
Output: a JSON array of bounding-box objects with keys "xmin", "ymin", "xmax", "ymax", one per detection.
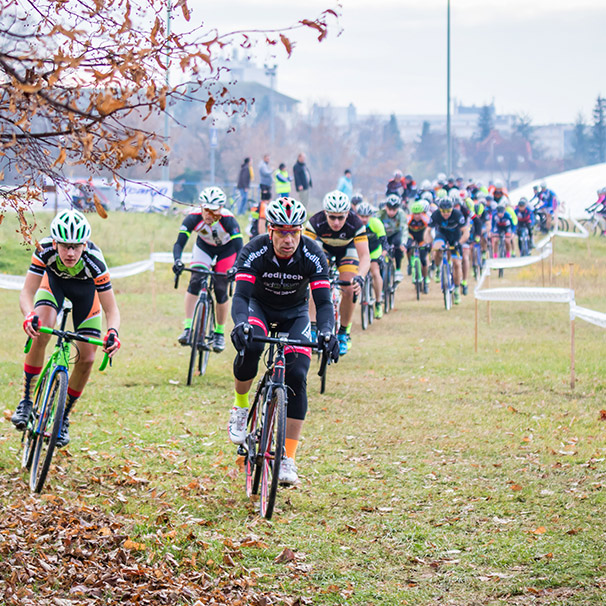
[
  {"xmin": 377, "ymin": 194, "xmax": 407, "ymax": 282},
  {"xmin": 405, "ymin": 201, "xmax": 430, "ymax": 293},
  {"xmin": 12, "ymin": 209, "xmax": 121, "ymax": 448},
  {"xmin": 427, "ymin": 198, "xmax": 469, "ymax": 305},
  {"xmin": 172, "ymin": 186, "xmax": 243, "ymax": 352},
  {"xmin": 355, "ymin": 201, "xmax": 387, "ymax": 318},
  {"xmin": 304, "ymin": 190, "xmax": 370, "ymax": 356},
  {"xmin": 532, "ymin": 182, "xmax": 558, "ymax": 231},
  {"xmin": 515, "ymin": 197, "xmax": 535, "ymax": 253},
  {"xmin": 490, "ymin": 204, "xmax": 514, "ymax": 258},
  {"xmin": 228, "ymin": 197, "xmax": 339, "ymax": 485}
]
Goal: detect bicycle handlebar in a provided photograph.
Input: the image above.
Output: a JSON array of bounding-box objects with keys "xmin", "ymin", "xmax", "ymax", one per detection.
[
  {"xmin": 174, "ymin": 265, "xmax": 235, "ymax": 289},
  {"xmin": 24, "ymin": 326, "xmax": 110, "ymax": 371}
]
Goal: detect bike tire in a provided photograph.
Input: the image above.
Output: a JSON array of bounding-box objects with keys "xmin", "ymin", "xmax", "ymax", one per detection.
[
  {"xmin": 441, "ymin": 261, "xmax": 452, "ymax": 311},
  {"xmin": 413, "ymin": 257, "xmax": 422, "ymax": 301},
  {"xmin": 246, "ymin": 378, "xmax": 266, "ymax": 498},
  {"xmin": 360, "ymin": 275, "xmax": 370, "ymax": 331},
  {"xmin": 579, "ymin": 219, "xmax": 599, "ymax": 236},
  {"xmin": 498, "ymin": 238, "xmax": 505, "ymax": 278},
  {"xmin": 21, "ymin": 372, "xmax": 48, "ymax": 471},
  {"xmin": 187, "ymin": 299, "xmax": 203, "ymax": 386},
  {"xmin": 259, "ymin": 386, "xmax": 286, "ymax": 520},
  {"xmin": 320, "ymin": 364, "xmax": 327, "ymax": 394},
  {"xmin": 30, "ymin": 370, "xmax": 67, "ymax": 493},
  {"xmin": 557, "ymin": 217, "xmax": 569, "ymax": 232},
  {"xmin": 199, "ymin": 299, "xmax": 214, "ymax": 377}
]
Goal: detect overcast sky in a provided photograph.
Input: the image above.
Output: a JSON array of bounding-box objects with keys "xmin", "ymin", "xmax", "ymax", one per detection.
[{"xmin": 189, "ymin": 0, "xmax": 605, "ymax": 125}]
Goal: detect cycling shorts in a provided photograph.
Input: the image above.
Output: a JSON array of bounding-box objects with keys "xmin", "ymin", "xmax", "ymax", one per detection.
[
  {"xmin": 34, "ymin": 271, "xmax": 102, "ymax": 337},
  {"xmin": 324, "ymin": 244, "xmax": 359, "ymax": 275}
]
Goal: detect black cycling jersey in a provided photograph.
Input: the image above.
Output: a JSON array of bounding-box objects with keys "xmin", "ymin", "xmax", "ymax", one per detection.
[
  {"xmin": 304, "ymin": 210, "xmax": 367, "ymax": 255},
  {"xmin": 232, "ymin": 234, "xmax": 333, "ymax": 334},
  {"xmin": 29, "ymin": 238, "xmax": 112, "ymax": 292},
  {"xmin": 428, "ymin": 209, "xmax": 466, "ymax": 242}
]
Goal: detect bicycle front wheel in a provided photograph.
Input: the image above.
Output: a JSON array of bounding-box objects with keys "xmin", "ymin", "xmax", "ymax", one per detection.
[
  {"xmin": 360, "ymin": 275, "xmax": 371, "ymax": 330},
  {"xmin": 413, "ymin": 258, "xmax": 422, "ymax": 301},
  {"xmin": 259, "ymin": 386, "xmax": 286, "ymax": 520},
  {"xmin": 21, "ymin": 372, "xmax": 48, "ymax": 471},
  {"xmin": 30, "ymin": 370, "xmax": 67, "ymax": 493},
  {"xmin": 245, "ymin": 377, "xmax": 266, "ymax": 498},
  {"xmin": 187, "ymin": 298, "xmax": 204, "ymax": 386},
  {"xmin": 441, "ymin": 262, "xmax": 452, "ymax": 311},
  {"xmin": 199, "ymin": 298, "xmax": 214, "ymax": 377}
]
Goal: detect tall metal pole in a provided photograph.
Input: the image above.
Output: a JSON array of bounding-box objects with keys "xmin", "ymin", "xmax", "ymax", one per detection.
[
  {"xmin": 446, "ymin": 0, "xmax": 452, "ymax": 175},
  {"xmin": 162, "ymin": 0, "xmax": 171, "ymax": 182}
]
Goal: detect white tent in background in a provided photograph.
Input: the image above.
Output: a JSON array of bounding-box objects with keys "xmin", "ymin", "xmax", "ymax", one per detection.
[{"xmin": 509, "ymin": 163, "xmax": 606, "ymax": 219}]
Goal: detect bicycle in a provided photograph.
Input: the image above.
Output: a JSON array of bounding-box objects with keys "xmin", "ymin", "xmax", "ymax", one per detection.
[
  {"xmin": 174, "ymin": 266, "xmax": 232, "ymax": 385},
  {"xmin": 439, "ymin": 243, "xmax": 456, "ymax": 311},
  {"xmin": 492, "ymin": 232, "xmax": 507, "ymax": 278},
  {"xmin": 381, "ymin": 246, "xmax": 397, "ymax": 314},
  {"xmin": 517, "ymin": 224, "xmax": 531, "ymax": 257},
  {"xmin": 238, "ymin": 327, "xmax": 329, "ymax": 519},
  {"xmin": 471, "ymin": 239, "xmax": 484, "ymax": 280},
  {"xmin": 20, "ymin": 302, "xmax": 110, "ymax": 493},
  {"xmin": 360, "ymin": 272, "xmax": 375, "ymax": 329},
  {"xmin": 575, "ymin": 207, "xmax": 606, "ymax": 236},
  {"xmin": 410, "ymin": 243, "xmax": 426, "ymax": 300}
]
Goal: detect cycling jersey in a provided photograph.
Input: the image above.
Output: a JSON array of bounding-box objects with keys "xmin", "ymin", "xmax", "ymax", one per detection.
[
  {"xmin": 428, "ymin": 209, "xmax": 466, "ymax": 243},
  {"xmin": 29, "ymin": 238, "xmax": 112, "ymax": 292},
  {"xmin": 174, "ymin": 208, "xmax": 243, "ymax": 258},
  {"xmin": 515, "ymin": 207, "xmax": 533, "ymax": 225},
  {"xmin": 304, "ymin": 210, "xmax": 367, "ymax": 254},
  {"xmin": 536, "ymin": 189, "xmax": 558, "ymax": 213},
  {"xmin": 492, "ymin": 213, "xmax": 514, "ymax": 234},
  {"xmin": 377, "ymin": 208, "xmax": 407, "ymax": 238},
  {"xmin": 407, "ymin": 213, "xmax": 429, "ymax": 244},
  {"xmin": 232, "ymin": 234, "xmax": 333, "ymax": 331},
  {"xmin": 364, "ymin": 217, "xmax": 387, "ymax": 258}
]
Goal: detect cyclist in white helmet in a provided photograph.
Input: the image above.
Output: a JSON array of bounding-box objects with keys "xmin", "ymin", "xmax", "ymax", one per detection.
[
  {"xmin": 304, "ymin": 190, "xmax": 370, "ymax": 355},
  {"xmin": 12, "ymin": 209, "xmax": 121, "ymax": 448},
  {"xmin": 172, "ymin": 186, "xmax": 243, "ymax": 351},
  {"xmin": 228, "ymin": 197, "xmax": 339, "ymax": 485}
]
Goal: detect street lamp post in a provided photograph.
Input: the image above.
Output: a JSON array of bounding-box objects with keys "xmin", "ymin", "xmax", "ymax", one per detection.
[
  {"xmin": 264, "ymin": 64, "xmax": 277, "ymax": 146},
  {"xmin": 446, "ymin": 0, "xmax": 452, "ymax": 175}
]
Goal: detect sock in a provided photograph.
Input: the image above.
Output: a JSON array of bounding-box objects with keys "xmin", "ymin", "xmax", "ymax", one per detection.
[
  {"xmin": 234, "ymin": 389, "xmax": 249, "ymax": 408},
  {"xmin": 22, "ymin": 364, "xmax": 42, "ymax": 402},
  {"xmin": 214, "ymin": 323, "xmax": 225, "ymax": 334},
  {"xmin": 285, "ymin": 438, "xmax": 299, "ymax": 461},
  {"xmin": 461, "ymin": 279, "xmax": 467, "ymax": 287},
  {"xmin": 184, "ymin": 318, "xmax": 192, "ymax": 329},
  {"xmin": 65, "ymin": 387, "xmax": 82, "ymax": 418},
  {"xmin": 346, "ymin": 323, "xmax": 352, "ymax": 335},
  {"xmin": 338, "ymin": 325, "xmax": 348, "ymax": 335}
]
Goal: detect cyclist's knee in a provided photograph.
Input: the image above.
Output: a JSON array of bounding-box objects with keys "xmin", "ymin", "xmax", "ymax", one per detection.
[{"xmin": 186, "ymin": 275, "xmax": 203, "ymax": 296}]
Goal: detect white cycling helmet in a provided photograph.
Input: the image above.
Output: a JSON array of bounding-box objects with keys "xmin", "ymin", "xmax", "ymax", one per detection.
[
  {"xmin": 198, "ymin": 186, "xmax": 226, "ymax": 210},
  {"xmin": 356, "ymin": 202, "xmax": 375, "ymax": 216},
  {"xmin": 323, "ymin": 190, "xmax": 351, "ymax": 213},
  {"xmin": 265, "ymin": 197, "xmax": 307, "ymax": 226},
  {"xmin": 50, "ymin": 209, "xmax": 91, "ymax": 243}
]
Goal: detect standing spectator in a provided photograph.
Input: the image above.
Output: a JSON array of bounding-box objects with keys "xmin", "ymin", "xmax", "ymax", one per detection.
[
  {"xmin": 293, "ymin": 152, "xmax": 312, "ymax": 206},
  {"xmin": 258, "ymin": 154, "xmax": 272, "ymax": 201},
  {"xmin": 236, "ymin": 157, "xmax": 253, "ymax": 215},
  {"xmin": 337, "ymin": 169, "xmax": 353, "ymax": 199},
  {"xmin": 274, "ymin": 163, "xmax": 292, "ymax": 197}
]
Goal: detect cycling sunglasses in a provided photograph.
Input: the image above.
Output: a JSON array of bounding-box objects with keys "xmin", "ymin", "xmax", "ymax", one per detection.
[{"xmin": 326, "ymin": 214, "xmax": 347, "ymax": 221}]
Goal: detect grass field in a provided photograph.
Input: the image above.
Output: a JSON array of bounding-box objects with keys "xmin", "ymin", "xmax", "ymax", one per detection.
[{"xmin": 1, "ymin": 212, "xmax": 606, "ymax": 605}]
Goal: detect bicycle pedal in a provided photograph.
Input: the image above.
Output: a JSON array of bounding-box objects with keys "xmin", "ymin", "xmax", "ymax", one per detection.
[{"xmin": 237, "ymin": 444, "xmax": 247, "ymax": 456}]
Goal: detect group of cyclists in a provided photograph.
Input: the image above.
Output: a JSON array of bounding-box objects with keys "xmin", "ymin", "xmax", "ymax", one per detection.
[{"xmin": 11, "ymin": 171, "xmax": 561, "ymax": 489}]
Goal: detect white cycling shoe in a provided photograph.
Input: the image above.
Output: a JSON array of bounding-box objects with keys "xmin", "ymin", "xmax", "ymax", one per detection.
[
  {"xmin": 279, "ymin": 456, "xmax": 299, "ymax": 485},
  {"xmin": 228, "ymin": 406, "xmax": 248, "ymax": 445}
]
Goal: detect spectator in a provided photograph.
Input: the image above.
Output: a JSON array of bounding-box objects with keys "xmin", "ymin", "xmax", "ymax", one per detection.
[
  {"xmin": 258, "ymin": 154, "xmax": 272, "ymax": 201},
  {"xmin": 236, "ymin": 157, "xmax": 253, "ymax": 215},
  {"xmin": 337, "ymin": 169, "xmax": 353, "ymax": 199},
  {"xmin": 293, "ymin": 152, "xmax": 312, "ymax": 206},
  {"xmin": 274, "ymin": 162, "xmax": 292, "ymax": 197}
]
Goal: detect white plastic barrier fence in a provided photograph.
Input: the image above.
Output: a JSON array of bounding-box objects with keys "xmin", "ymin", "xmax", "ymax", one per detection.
[
  {"xmin": 570, "ymin": 304, "xmax": 606, "ymax": 329},
  {"xmin": 0, "ymin": 252, "xmax": 192, "ymax": 290}
]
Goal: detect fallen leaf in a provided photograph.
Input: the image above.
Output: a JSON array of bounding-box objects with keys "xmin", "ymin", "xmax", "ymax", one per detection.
[
  {"xmin": 510, "ymin": 484, "xmax": 523, "ymax": 491},
  {"xmin": 274, "ymin": 547, "xmax": 296, "ymax": 563},
  {"xmin": 529, "ymin": 526, "xmax": 547, "ymax": 535}
]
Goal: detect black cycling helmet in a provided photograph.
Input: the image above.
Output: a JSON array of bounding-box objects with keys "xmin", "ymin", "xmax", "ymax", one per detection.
[
  {"xmin": 439, "ymin": 199, "xmax": 453, "ymax": 211},
  {"xmin": 496, "ymin": 204, "xmax": 505, "ymax": 213}
]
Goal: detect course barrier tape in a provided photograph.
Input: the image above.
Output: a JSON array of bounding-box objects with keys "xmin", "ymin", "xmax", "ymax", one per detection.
[
  {"xmin": 570, "ymin": 304, "xmax": 606, "ymax": 329},
  {"xmin": 0, "ymin": 252, "xmax": 193, "ymax": 291}
]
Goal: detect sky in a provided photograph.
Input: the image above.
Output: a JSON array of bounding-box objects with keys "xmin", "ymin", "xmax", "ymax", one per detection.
[{"xmin": 185, "ymin": 0, "xmax": 605, "ymax": 125}]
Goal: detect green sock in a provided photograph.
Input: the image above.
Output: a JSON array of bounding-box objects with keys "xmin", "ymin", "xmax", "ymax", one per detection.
[
  {"xmin": 234, "ymin": 390, "xmax": 249, "ymax": 408},
  {"xmin": 461, "ymin": 280, "xmax": 467, "ymax": 287},
  {"xmin": 184, "ymin": 318, "xmax": 192, "ymax": 329},
  {"xmin": 346, "ymin": 322, "xmax": 352, "ymax": 335},
  {"xmin": 214, "ymin": 323, "xmax": 225, "ymax": 334}
]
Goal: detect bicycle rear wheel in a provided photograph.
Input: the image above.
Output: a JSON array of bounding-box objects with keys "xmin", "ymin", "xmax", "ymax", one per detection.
[
  {"xmin": 30, "ymin": 370, "xmax": 67, "ymax": 493},
  {"xmin": 259, "ymin": 386, "xmax": 286, "ymax": 520},
  {"xmin": 413, "ymin": 257, "xmax": 422, "ymax": 300},
  {"xmin": 383, "ymin": 262, "xmax": 393, "ymax": 314},
  {"xmin": 360, "ymin": 275, "xmax": 372, "ymax": 330},
  {"xmin": 21, "ymin": 372, "xmax": 48, "ymax": 471},
  {"xmin": 198, "ymin": 298, "xmax": 214, "ymax": 377}
]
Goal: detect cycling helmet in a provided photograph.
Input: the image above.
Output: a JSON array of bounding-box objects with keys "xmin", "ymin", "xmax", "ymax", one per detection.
[
  {"xmin": 496, "ymin": 204, "xmax": 505, "ymax": 213},
  {"xmin": 421, "ymin": 191, "xmax": 433, "ymax": 202},
  {"xmin": 323, "ymin": 190, "xmax": 351, "ymax": 213},
  {"xmin": 493, "ymin": 179, "xmax": 504, "ymax": 189},
  {"xmin": 198, "ymin": 186, "xmax": 226, "ymax": 210},
  {"xmin": 420, "ymin": 179, "xmax": 432, "ymax": 190},
  {"xmin": 448, "ymin": 188, "xmax": 460, "ymax": 201},
  {"xmin": 518, "ymin": 197, "xmax": 528, "ymax": 206},
  {"xmin": 385, "ymin": 194, "xmax": 401, "ymax": 209},
  {"xmin": 265, "ymin": 197, "xmax": 307, "ymax": 226},
  {"xmin": 421, "ymin": 200, "xmax": 431, "ymax": 214},
  {"xmin": 50, "ymin": 209, "xmax": 91, "ymax": 243},
  {"xmin": 540, "ymin": 181, "xmax": 547, "ymax": 189},
  {"xmin": 356, "ymin": 202, "xmax": 375, "ymax": 216},
  {"xmin": 439, "ymin": 199, "xmax": 453, "ymax": 211},
  {"xmin": 410, "ymin": 201, "xmax": 424, "ymax": 214},
  {"xmin": 436, "ymin": 188, "xmax": 447, "ymax": 200},
  {"xmin": 350, "ymin": 192, "xmax": 364, "ymax": 206}
]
